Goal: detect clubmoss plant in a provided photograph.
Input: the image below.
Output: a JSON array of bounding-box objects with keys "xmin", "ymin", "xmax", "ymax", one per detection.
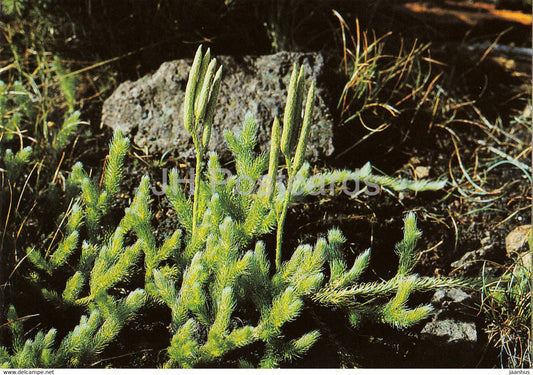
[
  {"xmin": 1, "ymin": 128, "xmax": 150, "ymax": 368},
  {"xmin": 2, "ymin": 292, "xmax": 145, "ymax": 368},
  {"xmin": 1, "ymin": 45, "xmax": 473, "ymax": 369},
  {"xmin": 153, "ymin": 45, "xmax": 470, "ymax": 367}
]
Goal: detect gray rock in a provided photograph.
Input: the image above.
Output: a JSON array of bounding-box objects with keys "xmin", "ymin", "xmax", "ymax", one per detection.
[
  {"xmin": 420, "ymin": 318, "xmax": 477, "ymax": 346},
  {"xmin": 428, "ymin": 288, "xmax": 477, "ymax": 322},
  {"xmin": 102, "ymin": 52, "xmax": 334, "ymax": 161},
  {"xmin": 414, "ymin": 288, "xmax": 479, "ymax": 366},
  {"xmin": 431, "ymin": 288, "xmax": 473, "ymax": 314},
  {"xmin": 451, "ymin": 250, "xmax": 478, "ymax": 272},
  {"xmin": 451, "ymin": 240, "xmax": 498, "ymax": 273}
]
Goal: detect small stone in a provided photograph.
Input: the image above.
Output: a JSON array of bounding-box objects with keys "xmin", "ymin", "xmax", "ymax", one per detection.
[
  {"xmin": 431, "ymin": 288, "xmax": 472, "ymax": 307},
  {"xmin": 420, "ymin": 319, "xmax": 477, "ymax": 346},
  {"xmin": 429, "ymin": 288, "xmax": 475, "ymax": 318},
  {"xmin": 414, "ymin": 288, "xmax": 478, "ymax": 367},
  {"xmin": 451, "ymin": 250, "xmax": 478, "ymax": 272},
  {"xmin": 505, "ymin": 225, "xmax": 531, "ymax": 255},
  {"xmin": 451, "ymin": 240, "xmax": 499, "ymax": 274},
  {"xmin": 480, "ymin": 235, "xmax": 491, "ymax": 246},
  {"xmin": 414, "ymin": 166, "xmax": 430, "ymax": 179}
]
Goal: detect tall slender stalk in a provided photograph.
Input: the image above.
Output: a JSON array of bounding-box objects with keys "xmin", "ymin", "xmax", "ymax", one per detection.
[
  {"xmin": 181, "ymin": 46, "xmax": 222, "ymax": 238},
  {"xmin": 192, "ymin": 152, "xmax": 203, "ymax": 235},
  {"xmin": 274, "ymin": 65, "xmax": 315, "ymax": 270},
  {"xmin": 275, "ymin": 170, "xmax": 293, "ymax": 270}
]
